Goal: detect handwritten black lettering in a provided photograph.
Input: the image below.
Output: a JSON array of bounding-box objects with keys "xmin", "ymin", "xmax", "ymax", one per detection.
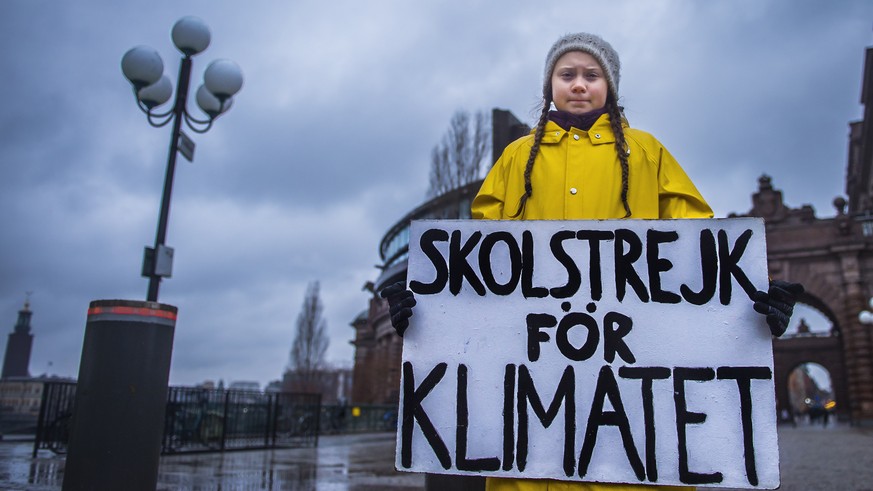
[
  {"xmin": 718, "ymin": 366, "xmax": 772, "ymax": 486},
  {"xmin": 456, "ymin": 364, "xmax": 500, "ymax": 471},
  {"xmin": 673, "ymin": 367, "xmax": 722, "ymax": 485},
  {"xmin": 614, "ymin": 229, "xmax": 650, "ymax": 303},
  {"xmin": 522, "ymin": 231, "xmax": 549, "ymax": 298},
  {"xmin": 517, "ymin": 365, "xmax": 576, "ymax": 476},
  {"xmin": 647, "ymin": 229, "xmax": 680, "ymax": 304},
  {"xmin": 680, "ymin": 229, "xmax": 717, "ymax": 305},
  {"xmin": 479, "ymin": 232, "xmax": 522, "ymax": 296},
  {"xmin": 450, "ymin": 230, "xmax": 485, "ymax": 296},
  {"xmin": 619, "ymin": 366, "xmax": 671, "ymax": 482},
  {"xmin": 549, "ymin": 230, "xmax": 582, "ymax": 299},
  {"xmin": 409, "ymin": 229, "xmax": 449, "ymax": 295},
  {"xmin": 579, "ymin": 365, "xmax": 645, "ymax": 481},
  {"xmin": 576, "ymin": 230, "xmax": 614, "ymax": 301},
  {"xmin": 401, "ymin": 362, "xmax": 451, "ymax": 469},
  {"xmin": 717, "ymin": 229, "xmax": 756, "ymax": 305}
]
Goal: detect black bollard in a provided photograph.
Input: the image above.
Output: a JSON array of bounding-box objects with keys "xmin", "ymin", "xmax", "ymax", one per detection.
[{"xmin": 62, "ymin": 299, "xmax": 177, "ymax": 491}]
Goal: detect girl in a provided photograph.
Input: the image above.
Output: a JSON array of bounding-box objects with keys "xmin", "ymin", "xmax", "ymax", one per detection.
[
  {"xmin": 471, "ymin": 32, "xmax": 712, "ymax": 222},
  {"xmin": 383, "ymin": 32, "xmax": 802, "ymax": 491}
]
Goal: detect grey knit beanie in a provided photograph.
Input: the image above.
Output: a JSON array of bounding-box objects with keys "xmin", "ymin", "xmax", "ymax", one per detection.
[{"xmin": 543, "ymin": 32, "xmax": 621, "ymax": 99}]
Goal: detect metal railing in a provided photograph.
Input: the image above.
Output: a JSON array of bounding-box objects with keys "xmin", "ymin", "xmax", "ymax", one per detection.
[
  {"xmin": 32, "ymin": 382, "xmax": 77, "ymax": 457},
  {"xmin": 317, "ymin": 404, "xmax": 397, "ymax": 435},
  {"xmin": 33, "ymin": 382, "xmax": 323, "ymax": 456},
  {"xmin": 161, "ymin": 387, "xmax": 323, "ymax": 453},
  {"xmin": 33, "ymin": 382, "xmax": 399, "ymax": 457}
]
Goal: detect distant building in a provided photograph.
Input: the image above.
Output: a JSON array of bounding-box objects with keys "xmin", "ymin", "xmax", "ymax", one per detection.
[
  {"xmin": 350, "ymin": 109, "xmax": 529, "ymax": 404},
  {"xmin": 228, "ymin": 380, "xmax": 260, "ymax": 392},
  {"xmin": 2, "ymin": 300, "xmax": 34, "ymax": 379},
  {"xmin": 282, "ymin": 366, "xmax": 352, "ymax": 404},
  {"xmin": 0, "ymin": 377, "xmax": 42, "ymax": 430},
  {"xmin": 0, "ymin": 301, "xmax": 76, "ymax": 434},
  {"xmin": 0, "ymin": 375, "xmax": 73, "ymax": 434},
  {"xmin": 264, "ymin": 380, "xmax": 282, "ymax": 393}
]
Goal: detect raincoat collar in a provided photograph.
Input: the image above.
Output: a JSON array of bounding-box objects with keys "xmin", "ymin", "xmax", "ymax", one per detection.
[{"xmin": 539, "ymin": 113, "xmax": 622, "ymax": 145}]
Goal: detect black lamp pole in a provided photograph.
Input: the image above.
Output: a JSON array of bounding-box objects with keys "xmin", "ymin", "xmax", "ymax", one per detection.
[
  {"xmin": 147, "ymin": 56, "xmax": 192, "ymax": 302},
  {"xmin": 121, "ymin": 17, "xmax": 242, "ymax": 302},
  {"xmin": 60, "ymin": 18, "xmax": 242, "ymax": 491}
]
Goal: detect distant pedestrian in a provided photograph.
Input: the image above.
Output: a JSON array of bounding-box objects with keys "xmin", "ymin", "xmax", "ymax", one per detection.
[{"xmin": 781, "ymin": 408, "xmax": 797, "ymax": 427}]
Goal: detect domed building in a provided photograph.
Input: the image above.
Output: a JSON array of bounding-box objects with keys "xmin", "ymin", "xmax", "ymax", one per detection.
[{"xmin": 350, "ymin": 109, "xmax": 528, "ymax": 404}]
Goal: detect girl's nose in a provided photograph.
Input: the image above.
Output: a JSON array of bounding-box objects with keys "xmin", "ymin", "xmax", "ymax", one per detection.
[{"xmin": 572, "ymin": 78, "xmax": 586, "ymax": 92}]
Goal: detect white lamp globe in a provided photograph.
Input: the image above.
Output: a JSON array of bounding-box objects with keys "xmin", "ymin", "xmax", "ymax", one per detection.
[
  {"xmin": 196, "ymin": 85, "xmax": 233, "ymax": 118},
  {"xmin": 137, "ymin": 75, "xmax": 173, "ymax": 109},
  {"xmin": 121, "ymin": 46, "xmax": 164, "ymax": 89},
  {"xmin": 203, "ymin": 59, "xmax": 243, "ymax": 101},
  {"xmin": 859, "ymin": 310, "xmax": 873, "ymax": 325},
  {"xmin": 171, "ymin": 16, "xmax": 211, "ymax": 56}
]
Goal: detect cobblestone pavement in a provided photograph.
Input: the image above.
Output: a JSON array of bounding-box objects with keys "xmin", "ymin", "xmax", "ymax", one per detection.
[
  {"xmin": 1, "ymin": 423, "xmax": 871, "ymax": 490},
  {"xmin": 721, "ymin": 422, "xmax": 873, "ymax": 491}
]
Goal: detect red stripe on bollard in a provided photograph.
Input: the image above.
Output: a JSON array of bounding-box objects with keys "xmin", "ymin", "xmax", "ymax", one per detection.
[{"xmin": 87, "ymin": 305, "xmax": 177, "ymax": 321}]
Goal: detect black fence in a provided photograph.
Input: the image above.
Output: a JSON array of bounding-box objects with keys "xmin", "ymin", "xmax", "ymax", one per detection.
[
  {"xmin": 317, "ymin": 404, "xmax": 398, "ymax": 435},
  {"xmin": 34, "ymin": 382, "xmax": 323, "ymax": 456},
  {"xmin": 33, "ymin": 382, "xmax": 399, "ymax": 457},
  {"xmin": 161, "ymin": 387, "xmax": 322, "ymax": 453},
  {"xmin": 32, "ymin": 382, "xmax": 77, "ymax": 457}
]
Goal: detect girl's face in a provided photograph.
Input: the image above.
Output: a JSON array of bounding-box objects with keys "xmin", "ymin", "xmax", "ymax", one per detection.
[{"xmin": 551, "ymin": 51, "xmax": 608, "ymax": 115}]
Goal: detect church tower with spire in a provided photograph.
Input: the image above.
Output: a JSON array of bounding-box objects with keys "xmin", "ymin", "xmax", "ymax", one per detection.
[{"xmin": 2, "ymin": 299, "xmax": 34, "ymax": 379}]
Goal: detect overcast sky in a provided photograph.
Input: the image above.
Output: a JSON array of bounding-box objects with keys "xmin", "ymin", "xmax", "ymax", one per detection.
[{"xmin": 1, "ymin": 1, "xmax": 870, "ymax": 388}]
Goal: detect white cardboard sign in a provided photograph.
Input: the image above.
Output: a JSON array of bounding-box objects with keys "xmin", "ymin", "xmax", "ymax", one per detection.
[{"xmin": 396, "ymin": 218, "xmax": 779, "ymax": 489}]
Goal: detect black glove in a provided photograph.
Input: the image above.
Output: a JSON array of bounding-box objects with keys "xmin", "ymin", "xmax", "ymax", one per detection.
[
  {"xmin": 380, "ymin": 281, "xmax": 416, "ymax": 337},
  {"xmin": 753, "ymin": 280, "xmax": 804, "ymax": 337}
]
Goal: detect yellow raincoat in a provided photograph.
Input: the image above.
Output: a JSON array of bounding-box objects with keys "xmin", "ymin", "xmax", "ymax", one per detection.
[
  {"xmin": 472, "ymin": 116, "xmax": 712, "ymax": 221},
  {"xmin": 472, "ymin": 113, "xmax": 711, "ymax": 491}
]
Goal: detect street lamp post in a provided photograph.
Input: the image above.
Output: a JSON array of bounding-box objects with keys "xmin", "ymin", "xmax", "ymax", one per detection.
[
  {"xmin": 121, "ymin": 16, "xmax": 243, "ymax": 302},
  {"xmin": 60, "ymin": 18, "xmax": 242, "ymax": 491}
]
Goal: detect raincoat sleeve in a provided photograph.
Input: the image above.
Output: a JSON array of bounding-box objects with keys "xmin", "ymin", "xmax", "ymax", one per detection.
[
  {"xmin": 472, "ymin": 149, "xmax": 513, "ymax": 220},
  {"xmin": 655, "ymin": 144, "xmax": 713, "ymax": 219}
]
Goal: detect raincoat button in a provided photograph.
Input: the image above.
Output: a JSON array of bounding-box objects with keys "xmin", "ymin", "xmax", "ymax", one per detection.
[
  {"xmin": 594, "ymin": 133, "xmax": 601, "ymax": 139},
  {"xmin": 573, "ymin": 134, "xmax": 580, "ymax": 141},
  {"xmin": 570, "ymin": 188, "xmax": 578, "ymax": 195}
]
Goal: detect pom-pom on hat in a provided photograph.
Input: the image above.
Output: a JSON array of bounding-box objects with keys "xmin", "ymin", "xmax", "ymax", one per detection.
[{"xmin": 543, "ymin": 32, "xmax": 621, "ymax": 99}]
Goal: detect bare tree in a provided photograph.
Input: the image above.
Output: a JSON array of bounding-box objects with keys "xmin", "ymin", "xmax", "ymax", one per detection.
[
  {"xmin": 427, "ymin": 110, "xmax": 491, "ymax": 197},
  {"xmin": 288, "ymin": 281, "xmax": 330, "ymax": 393}
]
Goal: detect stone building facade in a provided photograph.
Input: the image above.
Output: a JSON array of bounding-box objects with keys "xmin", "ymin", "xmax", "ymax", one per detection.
[{"xmin": 726, "ymin": 42, "xmax": 873, "ymax": 425}]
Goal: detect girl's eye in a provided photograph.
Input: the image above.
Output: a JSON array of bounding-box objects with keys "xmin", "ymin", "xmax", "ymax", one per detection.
[{"xmin": 585, "ymin": 72, "xmax": 600, "ymax": 80}]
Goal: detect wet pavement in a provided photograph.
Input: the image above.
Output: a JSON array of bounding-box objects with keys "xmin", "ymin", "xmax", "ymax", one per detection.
[
  {"xmin": 0, "ymin": 432, "xmax": 423, "ymax": 491},
  {"xmin": 1, "ymin": 424, "xmax": 871, "ymax": 490},
  {"xmin": 156, "ymin": 433, "xmax": 422, "ymax": 491}
]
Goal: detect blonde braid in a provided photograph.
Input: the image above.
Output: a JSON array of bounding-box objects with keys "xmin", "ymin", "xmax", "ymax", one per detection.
[
  {"xmin": 606, "ymin": 96, "xmax": 631, "ymax": 218},
  {"xmin": 510, "ymin": 95, "xmax": 552, "ymax": 218}
]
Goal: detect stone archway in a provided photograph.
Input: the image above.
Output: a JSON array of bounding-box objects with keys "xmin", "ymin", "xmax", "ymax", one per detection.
[
  {"xmin": 736, "ymin": 176, "xmax": 872, "ymax": 425},
  {"xmin": 772, "ymin": 301, "xmax": 847, "ymax": 421},
  {"xmin": 773, "ymin": 337, "xmax": 847, "ymax": 422},
  {"xmin": 784, "ymin": 362, "xmax": 835, "ymax": 425}
]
